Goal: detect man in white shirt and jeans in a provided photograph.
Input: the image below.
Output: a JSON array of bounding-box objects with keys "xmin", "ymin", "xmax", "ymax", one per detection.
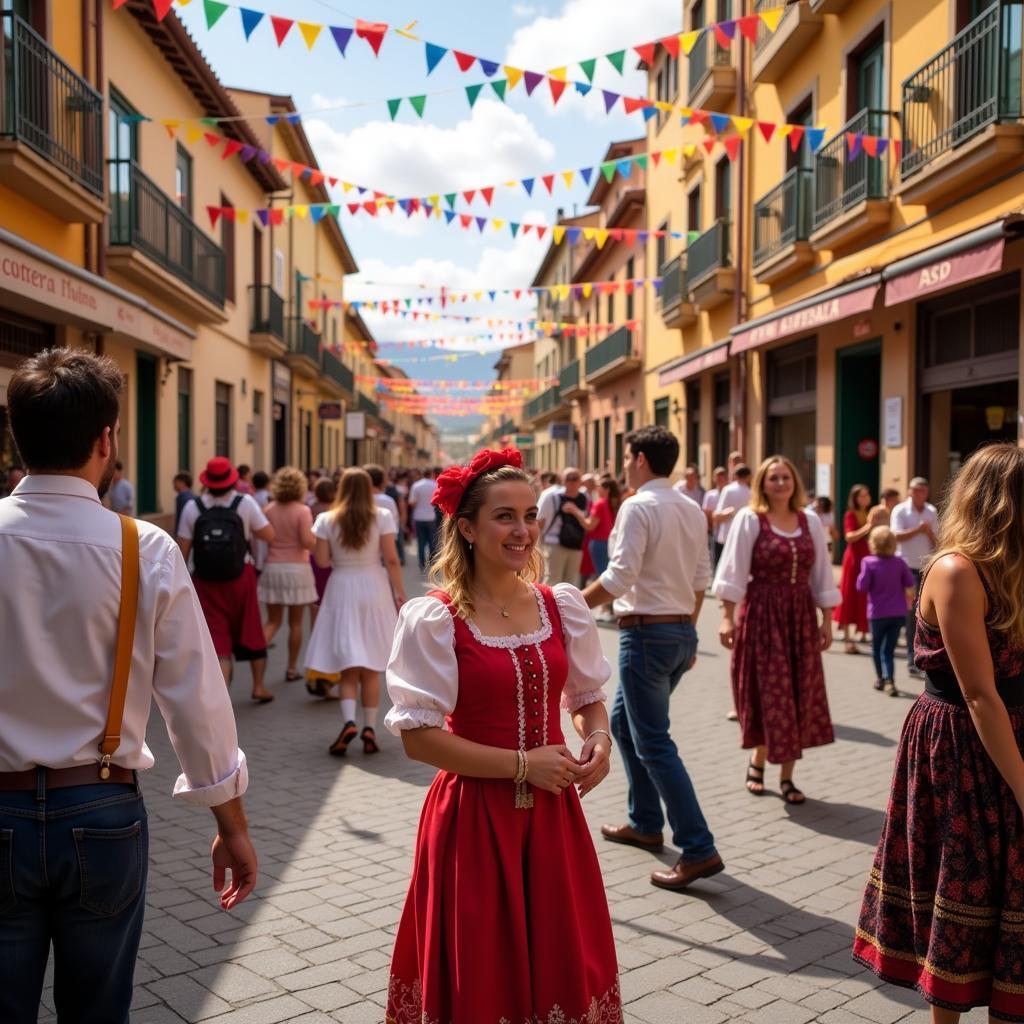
[
  {"xmin": 409, "ymin": 466, "xmax": 440, "ymax": 572},
  {"xmin": 538, "ymin": 466, "xmax": 589, "ymax": 585},
  {"xmin": 712, "ymin": 464, "xmax": 753, "ymax": 566},
  {"xmin": 583, "ymin": 426, "xmax": 722, "ymax": 892},
  {"xmin": 0, "ymin": 348, "xmax": 256, "ymax": 1023},
  {"xmin": 891, "ymin": 476, "xmax": 938, "ymax": 676}
]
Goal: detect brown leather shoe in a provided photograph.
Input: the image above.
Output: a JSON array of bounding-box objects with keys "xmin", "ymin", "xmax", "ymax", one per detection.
[
  {"xmin": 600, "ymin": 823, "xmax": 664, "ymax": 852},
  {"xmin": 651, "ymin": 853, "xmax": 725, "ymax": 891}
]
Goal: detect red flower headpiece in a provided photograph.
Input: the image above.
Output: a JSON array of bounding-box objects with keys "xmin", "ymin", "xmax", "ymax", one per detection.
[{"xmin": 431, "ymin": 448, "xmax": 524, "ymax": 517}]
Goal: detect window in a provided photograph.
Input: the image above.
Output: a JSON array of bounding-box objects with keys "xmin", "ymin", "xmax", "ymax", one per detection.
[
  {"xmin": 214, "ymin": 381, "xmax": 231, "ymax": 458},
  {"xmin": 108, "ymin": 88, "xmax": 137, "ymax": 163},
  {"xmin": 592, "ymin": 420, "xmax": 600, "ymax": 467},
  {"xmin": 273, "ymin": 249, "xmax": 285, "ymax": 292},
  {"xmin": 715, "ymin": 158, "xmax": 731, "ymax": 222},
  {"xmin": 606, "ymin": 293, "xmax": 614, "ymax": 325},
  {"xmin": 687, "ymin": 381, "xmax": 701, "ymax": 469},
  {"xmin": 656, "ymin": 218, "xmax": 669, "ymax": 272},
  {"xmin": 603, "ymin": 416, "xmax": 611, "ymax": 471},
  {"xmin": 625, "ymin": 257, "xmax": 635, "ymax": 321},
  {"xmin": 653, "ymin": 396, "xmax": 670, "ymax": 428},
  {"xmin": 252, "ymin": 224, "xmax": 263, "ymax": 289},
  {"xmin": 691, "ymin": 0, "xmax": 704, "ymax": 31},
  {"xmin": 714, "ymin": 372, "xmax": 731, "ymax": 469},
  {"xmin": 220, "ymin": 193, "xmax": 235, "ymax": 303},
  {"xmin": 787, "ymin": 97, "xmax": 814, "ymax": 173},
  {"xmin": 177, "ymin": 367, "xmax": 192, "ymax": 471},
  {"xmin": 175, "ymin": 145, "xmax": 192, "ymax": 215},
  {"xmin": 687, "ymin": 185, "xmax": 702, "ymax": 237}
]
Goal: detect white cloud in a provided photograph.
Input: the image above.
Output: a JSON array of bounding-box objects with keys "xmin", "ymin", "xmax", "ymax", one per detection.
[
  {"xmin": 504, "ymin": 0, "xmax": 680, "ymax": 120},
  {"xmin": 512, "ymin": 3, "xmax": 540, "ymax": 15},
  {"xmin": 308, "ymin": 94, "xmax": 348, "ymax": 111},
  {"xmin": 303, "ymin": 100, "xmax": 556, "ymax": 197}
]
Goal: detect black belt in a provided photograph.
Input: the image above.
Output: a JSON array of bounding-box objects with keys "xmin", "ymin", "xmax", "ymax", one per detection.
[{"xmin": 925, "ymin": 670, "xmax": 1024, "ymax": 709}]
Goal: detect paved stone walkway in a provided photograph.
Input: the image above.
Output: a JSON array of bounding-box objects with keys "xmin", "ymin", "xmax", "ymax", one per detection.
[{"xmin": 38, "ymin": 557, "xmax": 986, "ymax": 1023}]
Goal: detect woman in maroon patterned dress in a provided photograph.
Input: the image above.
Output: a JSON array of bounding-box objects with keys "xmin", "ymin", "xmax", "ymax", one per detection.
[
  {"xmin": 834, "ymin": 484, "xmax": 873, "ymax": 654},
  {"xmin": 712, "ymin": 455, "xmax": 838, "ymax": 803},
  {"xmin": 854, "ymin": 443, "xmax": 1024, "ymax": 1023}
]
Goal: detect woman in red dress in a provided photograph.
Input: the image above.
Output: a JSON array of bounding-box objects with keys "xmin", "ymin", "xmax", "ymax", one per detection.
[
  {"xmin": 854, "ymin": 444, "xmax": 1024, "ymax": 1023},
  {"xmin": 712, "ymin": 455, "xmax": 838, "ymax": 803},
  {"xmin": 384, "ymin": 449, "xmax": 621, "ymax": 1024},
  {"xmin": 834, "ymin": 484, "xmax": 873, "ymax": 653}
]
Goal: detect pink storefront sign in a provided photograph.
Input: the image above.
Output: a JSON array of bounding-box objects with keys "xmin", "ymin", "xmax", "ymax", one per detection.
[
  {"xmin": 731, "ymin": 284, "xmax": 880, "ymax": 355},
  {"xmin": 883, "ymin": 237, "xmax": 1005, "ymax": 307},
  {"xmin": 658, "ymin": 342, "xmax": 730, "ymax": 387}
]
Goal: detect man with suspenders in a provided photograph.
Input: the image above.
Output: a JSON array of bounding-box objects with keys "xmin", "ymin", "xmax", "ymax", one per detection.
[{"xmin": 0, "ymin": 348, "xmax": 256, "ymax": 1023}]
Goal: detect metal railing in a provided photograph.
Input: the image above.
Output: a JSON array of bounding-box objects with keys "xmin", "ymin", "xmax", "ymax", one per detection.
[
  {"xmin": 321, "ymin": 348, "xmax": 354, "ymax": 393},
  {"xmin": 813, "ymin": 108, "xmax": 888, "ymax": 232},
  {"xmin": 525, "ymin": 385, "xmax": 560, "ymax": 420},
  {"xmin": 249, "ymin": 284, "xmax": 284, "ymax": 339},
  {"xmin": 754, "ymin": 0, "xmax": 796, "ymax": 54},
  {"xmin": 286, "ymin": 315, "xmax": 320, "ymax": 363},
  {"xmin": 688, "ymin": 23, "xmax": 732, "ymax": 98},
  {"xmin": 586, "ymin": 326, "xmax": 633, "ymax": 377},
  {"xmin": 403, "ymin": 431, "xmax": 417, "ymax": 446},
  {"xmin": 753, "ymin": 167, "xmax": 814, "ymax": 266},
  {"xmin": 659, "ymin": 254, "xmax": 688, "ymax": 310},
  {"xmin": 901, "ymin": 2, "xmax": 1023, "ymax": 180},
  {"xmin": 687, "ymin": 218, "xmax": 730, "ymax": 285},
  {"xmin": 0, "ymin": 12, "xmax": 103, "ymax": 196},
  {"xmin": 108, "ymin": 158, "xmax": 225, "ymax": 305},
  {"xmin": 559, "ymin": 359, "xmax": 581, "ymax": 394},
  {"xmin": 358, "ymin": 391, "xmax": 380, "ymax": 418}
]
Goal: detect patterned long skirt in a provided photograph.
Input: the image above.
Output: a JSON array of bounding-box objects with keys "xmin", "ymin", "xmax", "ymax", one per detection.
[{"xmin": 854, "ymin": 694, "xmax": 1024, "ymax": 1020}]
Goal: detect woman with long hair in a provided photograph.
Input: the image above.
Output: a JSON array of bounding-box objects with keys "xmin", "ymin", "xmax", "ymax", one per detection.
[
  {"xmin": 258, "ymin": 467, "xmax": 317, "ymax": 682},
  {"xmin": 834, "ymin": 483, "xmax": 874, "ymax": 653},
  {"xmin": 304, "ymin": 467, "xmax": 405, "ymax": 755},
  {"xmin": 854, "ymin": 444, "xmax": 1024, "ymax": 1023},
  {"xmin": 713, "ymin": 455, "xmax": 838, "ymax": 803},
  {"xmin": 384, "ymin": 448, "xmax": 621, "ymax": 1024}
]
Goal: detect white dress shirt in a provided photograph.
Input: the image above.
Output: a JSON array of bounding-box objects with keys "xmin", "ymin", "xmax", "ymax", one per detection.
[
  {"xmin": 0, "ymin": 475, "xmax": 247, "ymax": 806},
  {"xmin": 714, "ymin": 481, "xmax": 752, "ymax": 544},
  {"xmin": 409, "ymin": 477, "xmax": 438, "ymax": 522},
  {"xmin": 599, "ymin": 477, "xmax": 713, "ymax": 617},
  {"xmin": 385, "ymin": 584, "xmax": 610, "ymax": 734},
  {"xmin": 711, "ymin": 507, "xmax": 840, "ymax": 608},
  {"xmin": 890, "ymin": 498, "xmax": 939, "ymax": 571}
]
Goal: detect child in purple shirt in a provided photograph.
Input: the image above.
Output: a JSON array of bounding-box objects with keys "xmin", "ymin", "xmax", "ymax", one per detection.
[{"xmin": 856, "ymin": 526, "xmax": 916, "ymax": 696}]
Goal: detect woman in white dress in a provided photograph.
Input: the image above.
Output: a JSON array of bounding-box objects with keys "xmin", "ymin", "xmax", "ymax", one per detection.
[{"xmin": 305, "ymin": 467, "xmax": 406, "ymax": 756}]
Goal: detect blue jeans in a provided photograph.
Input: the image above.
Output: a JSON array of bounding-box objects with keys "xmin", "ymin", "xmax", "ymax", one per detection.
[
  {"xmin": 0, "ymin": 775, "xmax": 148, "ymax": 1024},
  {"xmin": 613, "ymin": 622, "xmax": 717, "ymax": 860},
  {"xmin": 871, "ymin": 616, "xmax": 904, "ymax": 681},
  {"xmin": 415, "ymin": 519, "xmax": 436, "ymax": 570},
  {"xmin": 588, "ymin": 539, "xmax": 610, "ymax": 577}
]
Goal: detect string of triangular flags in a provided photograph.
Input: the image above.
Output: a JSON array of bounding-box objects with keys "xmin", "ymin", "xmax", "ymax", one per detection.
[{"xmin": 363, "ymin": 375, "xmax": 555, "ymax": 392}]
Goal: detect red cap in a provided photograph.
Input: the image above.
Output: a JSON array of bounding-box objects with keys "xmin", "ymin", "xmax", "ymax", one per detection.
[{"xmin": 199, "ymin": 456, "xmax": 240, "ymax": 490}]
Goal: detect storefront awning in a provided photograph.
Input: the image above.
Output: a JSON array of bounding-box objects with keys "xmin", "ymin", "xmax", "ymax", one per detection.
[
  {"xmin": 658, "ymin": 338, "xmax": 731, "ymax": 388},
  {"xmin": 731, "ymin": 278, "xmax": 880, "ymax": 355},
  {"xmin": 0, "ymin": 229, "xmax": 195, "ymax": 361},
  {"xmin": 882, "ymin": 217, "xmax": 1024, "ymax": 307}
]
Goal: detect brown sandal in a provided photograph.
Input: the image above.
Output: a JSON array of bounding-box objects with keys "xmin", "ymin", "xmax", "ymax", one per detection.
[
  {"xmin": 781, "ymin": 779, "xmax": 806, "ymax": 805},
  {"xmin": 329, "ymin": 721, "xmax": 358, "ymax": 757},
  {"xmin": 746, "ymin": 760, "xmax": 765, "ymax": 795},
  {"xmin": 361, "ymin": 727, "xmax": 379, "ymax": 754}
]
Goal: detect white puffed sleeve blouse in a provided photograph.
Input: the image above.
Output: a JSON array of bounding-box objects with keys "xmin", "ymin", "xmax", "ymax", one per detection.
[
  {"xmin": 711, "ymin": 507, "xmax": 840, "ymax": 609},
  {"xmin": 384, "ymin": 583, "xmax": 611, "ymax": 736}
]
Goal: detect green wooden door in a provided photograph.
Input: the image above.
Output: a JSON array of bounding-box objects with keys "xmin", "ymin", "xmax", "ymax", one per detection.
[{"xmin": 136, "ymin": 352, "xmax": 157, "ymax": 515}]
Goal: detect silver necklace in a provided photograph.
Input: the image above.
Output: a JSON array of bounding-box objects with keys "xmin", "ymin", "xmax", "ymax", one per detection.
[{"xmin": 476, "ymin": 581, "xmax": 523, "ymax": 618}]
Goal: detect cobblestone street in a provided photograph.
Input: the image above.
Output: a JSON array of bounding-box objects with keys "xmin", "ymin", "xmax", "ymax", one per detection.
[{"xmin": 40, "ymin": 556, "xmax": 982, "ymax": 1023}]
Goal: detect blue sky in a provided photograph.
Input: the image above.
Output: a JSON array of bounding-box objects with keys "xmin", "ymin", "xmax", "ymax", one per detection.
[{"xmin": 175, "ymin": 0, "xmax": 681, "ymax": 427}]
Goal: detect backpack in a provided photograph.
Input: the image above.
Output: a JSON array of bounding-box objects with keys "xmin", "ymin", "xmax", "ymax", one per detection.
[
  {"xmin": 556, "ymin": 491, "xmax": 587, "ymax": 551},
  {"xmin": 192, "ymin": 495, "xmax": 249, "ymax": 581}
]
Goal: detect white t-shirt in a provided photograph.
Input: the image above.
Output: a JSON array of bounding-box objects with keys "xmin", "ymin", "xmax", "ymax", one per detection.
[
  {"xmin": 539, "ymin": 487, "xmax": 589, "ymax": 546},
  {"xmin": 890, "ymin": 498, "xmax": 939, "ymax": 571},
  {"xmin": 177, "ymin": 492, "xmax": 270, "ymax": 542},
  {"xmin": 714, "ymin": 481, "xmax": 752, "ymax": 544},
  {"xmin": 409, "ymin": 477, "xmax": 437, "ymax": 522},
  {"xmin": 374, "ymin": 491, "xmax": 400, "ymax": 521}
]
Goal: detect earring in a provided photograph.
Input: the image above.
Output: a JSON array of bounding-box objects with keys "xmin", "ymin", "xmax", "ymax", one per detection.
[{"xmin": 468, "ymin": 542, "xmax": 473, "ymax": 552}]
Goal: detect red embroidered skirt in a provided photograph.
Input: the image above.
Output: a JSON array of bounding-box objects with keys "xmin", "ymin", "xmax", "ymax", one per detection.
[{"xmin": 854, "ymin": 694, "xmax": 1024, "ymax": 1019}]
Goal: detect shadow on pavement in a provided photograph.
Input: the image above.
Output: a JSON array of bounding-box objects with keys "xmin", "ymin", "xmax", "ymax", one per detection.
[{"xmin": 832, "ymin": 722, "xmax": 897, "ymax": 747}]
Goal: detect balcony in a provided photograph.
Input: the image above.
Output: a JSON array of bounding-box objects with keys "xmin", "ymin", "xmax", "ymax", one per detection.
[
  {"xmin": 809, "ymin": 0, "xmax": 852, "ymax": 12},
  {"xmin": 321, "ymin": 347, "xmax": 354, "ymax": 397},
  {"xmin": 810, "ymin": 108, "xmax": 891, "ymax": 251},
  {"xmin": 107, "ymin": 159, "xmax": 227, "ymax": 321},
  {"xmin": 687, "ymin": 27, "xmax": 736, "ymax": 109},
  {"xmin": 403, "ymin": 431, "xmax": 416, "ymax": 447},
  {"xmin": 752, "ymin": 0, "xmax": 823, "ymax": 83},
  {"xmin": 687, "ymin": 219, "xmax": 734, "ymax": 310},
  {"xmin": 753, "ymin": 167, "xmax": 815, "ymax": 284},
  {"xmin": 0, "ymin": 12, "xmax": 105, "ymax": 222},
  {"xmin": 898, "ymin": 3, "xmax": 1024, "ymax": 207},
  {"xmin": 585, "ymin": 326, "xmax": 642, "ymax": 386},
  {"xmin": 358, "ymin": 391, "xmax": 380, "ymax": 419},
  {"xmin": 284, "ymin": 315, "xmax": 320, "ymax": 378},
  {"xmin": 248, "ymin": 284, "xmax": 286, "ymax": 357},
  {"xmin": 559, "ymin": 358, "xmax": 588, "ymax": 399},
  {"xmin": 524, "ymin": 384, "xmax": 565, "ymax": 426},
  {"xmin": 659, "ymin": 254, "xmax": 697, "ymax": 328}
]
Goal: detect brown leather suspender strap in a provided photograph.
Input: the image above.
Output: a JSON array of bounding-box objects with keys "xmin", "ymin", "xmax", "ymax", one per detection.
[{"xmin": 98, "ymin": 514, "xmax": 140, "ymax": 779}]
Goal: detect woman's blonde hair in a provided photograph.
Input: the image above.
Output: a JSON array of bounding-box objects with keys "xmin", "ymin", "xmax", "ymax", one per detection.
[
  {"xmin": 868, "ymin": 525, "xmax": 897, "ymax": 557},
  {"xmin": 270, "ymin": 466, "xmax": 307, "ymax": 504},
  {"xmin": 927, "ymin": 442, "xmax": 1024, "ymax": 643},
  {"xmin": 750, "ymin": 455, "xmax": 808, "ymax": 514},
  {"xmin": 331, "ymin": 467, "xmax": 375, "ymax": 550},
  {"xmin": 429, "ymin": 464, "xmax": 543, "ymax": 619}
]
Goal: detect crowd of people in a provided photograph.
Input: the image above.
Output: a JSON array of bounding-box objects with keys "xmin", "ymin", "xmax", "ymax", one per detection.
[{"xmin": 5, "ymin": 345, "xmax": 1023, "ymax": 1024}]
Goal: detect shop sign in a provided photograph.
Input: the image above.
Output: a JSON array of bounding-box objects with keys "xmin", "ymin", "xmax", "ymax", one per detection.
[
  {"xmin": 272, "ymin": 362, "xmax": 291, "ymax": 404},
  {"xmin": 318, "ymin": 401, "xmax": 342, "ymax": 420},
  {"xmin": 0, "ymin": 236, "xmax": 193, "ymax": 360},
  {"xmin": 731, "ymin": 285, "xmax": 880, "ymax": 355},
  {"xmin": 514, "ymin": 434, "xmax": 534, "ymax": 447},
  {"xmin": 658, "ymin": 341, "xmax": 730, "ymax": 387},
  {"xmin": 884, "ymin": 238, "xmax": 1005, "ymax": 307},
  {"xmin": 884, "ymin": 397, "xmax": 903, "ymax": 448},
  {"xmin": 852, "ymin": 319, "xmax": 872, "ymax": 339},
  {"xmin": 346, "ymin": 411, "xmax": 366, "ymax": 439},
  {"xmin": 857, "ymin": 438, "xmax": 879, "ymax": 460}
]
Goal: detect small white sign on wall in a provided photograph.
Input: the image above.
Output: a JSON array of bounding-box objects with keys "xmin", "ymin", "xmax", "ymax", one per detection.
[
  {"xmin": 884, "ymin": 396, "xmax": 903, "ymax": 448},
  {"xmin": 815, "ymin": 462, "xmax": 832, "ymax": 500}
]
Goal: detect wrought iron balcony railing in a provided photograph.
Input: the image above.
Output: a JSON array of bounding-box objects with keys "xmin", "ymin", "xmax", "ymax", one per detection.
[
  {"xmin": 249, "ymin": 284, "xmax": 284, "ymax": 339},
  {"xmin": 753, "ymin": 167, "xmax": 814, "ymax": 266},
  {"xmin": 812, "ymin": 108, "xmax": 888, "ymax": 232}
]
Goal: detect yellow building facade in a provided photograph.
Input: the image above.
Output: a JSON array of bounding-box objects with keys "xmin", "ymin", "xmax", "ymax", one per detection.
[{"xmin": 646, "ymin": 0, "xmax": 1024, "ymax": 504}]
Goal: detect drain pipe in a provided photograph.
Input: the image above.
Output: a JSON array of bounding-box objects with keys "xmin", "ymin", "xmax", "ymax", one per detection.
[
  {"xmin": 96, "ymin": 0, "xmax": 106, "ymax": 278},
  {"xmin": 733, "ymin": 0, "xmax": 748, "ymax": 458}
]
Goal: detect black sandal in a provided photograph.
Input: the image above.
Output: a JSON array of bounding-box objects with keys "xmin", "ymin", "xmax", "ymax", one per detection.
[
  {"xmin": 780, "ymin": 779, "xmax": 806, "ymax": 805},
  {"xmin": 746, "ymin": 760, "xmax": 766, "ymax": 795},
  {"xmin": 329, "ymin": 721, "xmax": 359, "ymax": 757},
  {"xmin": 361, "ymin": 727, "xmax": 379, "ymax": 754},
  {"xmin": 285, "ymin": 670, "xmax": 302, "ymax": 683},
  {"xmin": 306, "ymin": 678, "xmax": 329, "ymax": 698}
]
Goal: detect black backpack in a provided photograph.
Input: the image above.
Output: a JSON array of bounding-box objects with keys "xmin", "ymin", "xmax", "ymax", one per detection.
[
  {"xmin": 192, "ymin": 495, "xmax": 248, "ymax": 581},
  {"xmin": 556, "ymin": 491, "xmax": 587, "ymax": 551}
]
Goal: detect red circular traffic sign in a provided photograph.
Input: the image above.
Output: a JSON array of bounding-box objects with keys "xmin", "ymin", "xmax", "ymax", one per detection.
[{"xmin": 858, "ymin": 438, "xmax": 879, "ymax": 460}]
